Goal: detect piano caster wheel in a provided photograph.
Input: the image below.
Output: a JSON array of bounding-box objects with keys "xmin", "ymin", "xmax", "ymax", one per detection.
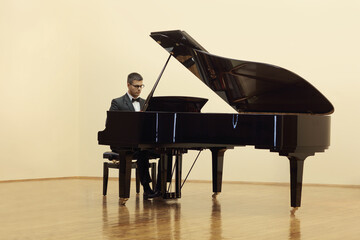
[
  {"xmin": 290, "ymin": 207, "xmax": 299, "ymax": 215},
  {"xmin": 212, "ymin": 192, "xmax": 220, "ymax": 198},
  {"xmin": 119, "ymin": 198, "xmax": 128, "ymax": 205}
]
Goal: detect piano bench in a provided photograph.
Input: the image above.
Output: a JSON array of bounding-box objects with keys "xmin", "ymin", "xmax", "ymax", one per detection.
[{"xmin": 102, "ymin": 151, "xmax": 157, "ymax": 195}]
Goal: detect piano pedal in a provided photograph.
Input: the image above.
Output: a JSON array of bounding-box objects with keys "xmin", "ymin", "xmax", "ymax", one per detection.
[{"xmin": 163, "ymin": 192, "xmax": 180, "ymax": 199}]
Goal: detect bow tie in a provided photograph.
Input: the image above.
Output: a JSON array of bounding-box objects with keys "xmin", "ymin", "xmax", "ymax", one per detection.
[{"xmin": 132, "ymin": 98, "xmax": 140, "ymax": 103}]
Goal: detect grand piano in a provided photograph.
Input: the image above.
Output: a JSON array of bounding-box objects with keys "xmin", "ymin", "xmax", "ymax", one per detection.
[{"xmin": 98, "ymin": 30, "xmax": 334, "ymax": 210}]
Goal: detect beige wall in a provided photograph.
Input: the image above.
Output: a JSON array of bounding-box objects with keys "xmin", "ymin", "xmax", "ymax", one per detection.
[
  {"xmin": 0, "ymin": 0, "xmax": 79, "ymax": 180},
  {"xmin": 1, "ymin": 0, "xmax": 359, "ymax": 185}
]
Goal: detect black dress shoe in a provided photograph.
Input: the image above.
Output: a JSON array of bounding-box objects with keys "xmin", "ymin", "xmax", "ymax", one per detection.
[
  {"xmin": 147, "ymin": 190, "xmax": 161, "ymax": 199},
  {"xmin": 143, "ymin": 189, "xmax": 155, "ymax": 200}
]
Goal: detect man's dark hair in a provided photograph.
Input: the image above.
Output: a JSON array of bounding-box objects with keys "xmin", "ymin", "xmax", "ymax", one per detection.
[{"xmin": 127, "ymin": 72, "xmax": 143, "ymax": 84}]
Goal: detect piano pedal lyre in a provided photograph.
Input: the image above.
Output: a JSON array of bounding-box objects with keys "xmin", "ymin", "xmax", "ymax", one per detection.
[
  {"xmin": 164, "ymin": 192, "xmax": 177, "ymax": 199},
  {"xmin": 159, "ymin": 149, "xmax": 184, "ymax": 199}
]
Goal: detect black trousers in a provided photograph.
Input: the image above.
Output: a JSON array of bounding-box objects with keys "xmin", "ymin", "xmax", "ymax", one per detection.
[
  {"xmin": 133, "ymin": 150, "xmax": 160, "ymax": 189},
  {"xmin": 111, "ymin": 147, "xmax": 160, "ymax": 191}
]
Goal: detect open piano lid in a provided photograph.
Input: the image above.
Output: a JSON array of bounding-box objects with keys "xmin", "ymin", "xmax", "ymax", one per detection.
[{"xmin": 150, "ymin": 30, "xmax": 334, "ymax": 115}]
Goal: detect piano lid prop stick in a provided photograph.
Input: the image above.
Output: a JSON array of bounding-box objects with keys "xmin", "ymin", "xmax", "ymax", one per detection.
[{"xmin": 142, "ymin": 53, "xmax": 172, "ymax": 111}]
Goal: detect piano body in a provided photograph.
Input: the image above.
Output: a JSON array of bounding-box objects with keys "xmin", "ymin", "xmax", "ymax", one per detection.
[{"xmin": 98, "ymin": 30, "xmax": 334, "ymax": 208}]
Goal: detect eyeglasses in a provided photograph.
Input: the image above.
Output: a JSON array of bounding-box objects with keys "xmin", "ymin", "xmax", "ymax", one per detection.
[{"xmin": 131, "ymin": 84, "xmax": 145, "ymax": 89}]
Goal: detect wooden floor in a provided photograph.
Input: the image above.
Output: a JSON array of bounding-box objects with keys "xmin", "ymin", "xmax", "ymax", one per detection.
[{"xmin": 0, "ymin": 178, "xmax": 360, "ymax": 240}]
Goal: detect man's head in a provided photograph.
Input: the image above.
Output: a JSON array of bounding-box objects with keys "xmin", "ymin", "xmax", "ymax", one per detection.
[{"xmin": 127, "ymin": 72, "xmax": 144, "ymax": 98}]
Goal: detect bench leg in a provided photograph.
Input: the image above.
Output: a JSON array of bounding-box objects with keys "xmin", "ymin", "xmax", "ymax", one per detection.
[
  {"xmin": 103, "ymin": 162, "xmax": 109, "ymax": 196},
  {"xmin": 136, "ymin": 167, "xmax": 140, "ymax": 194},
  {"xmin": 118, "ymin": 152, "xmax": 133, "ymax": 204}
]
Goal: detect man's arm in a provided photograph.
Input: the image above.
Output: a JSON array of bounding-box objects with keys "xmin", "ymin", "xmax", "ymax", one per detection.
[
  {"xmin": 109, "ymin": 99, "xmax": 120, "ymax": 111},
  {"xmin": 109, "ymin": 95, "xmax": 135, "ymax": 112}
]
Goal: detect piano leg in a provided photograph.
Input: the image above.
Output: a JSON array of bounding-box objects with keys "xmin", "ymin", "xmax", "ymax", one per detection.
[
  {"xmin": 175, "ymin": 152, "xmax": 182, "ymax": 198},
  {"xmin": 211, "ymin": 148, "xmax": 227, "ymax": 197},
  {"xmin": 159, "ymin": 153, "xmax": 169, "ymax": 198},
  {"xmin": 288, "ymin": 155, "xmax": 306, "ymax": 209},
  {"xmin": 118, "ymin": 151, "xmax": 133, "ymax": 205}
]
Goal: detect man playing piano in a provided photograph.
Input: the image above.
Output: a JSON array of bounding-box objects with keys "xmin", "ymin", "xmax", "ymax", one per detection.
[{"xmin": 109, "ymin": 72, "xmax": 160, "ymax": 199}]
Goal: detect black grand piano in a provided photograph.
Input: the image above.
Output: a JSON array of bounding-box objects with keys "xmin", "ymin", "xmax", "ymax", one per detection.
[{"xmin": 98, "ymin": 30, "xmax": 333, "ymax": 210}]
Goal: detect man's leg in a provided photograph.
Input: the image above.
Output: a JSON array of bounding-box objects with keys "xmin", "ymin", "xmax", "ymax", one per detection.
[{"xmin": 135, "ymin": 151, "xmax": 153, "ymax": 195}]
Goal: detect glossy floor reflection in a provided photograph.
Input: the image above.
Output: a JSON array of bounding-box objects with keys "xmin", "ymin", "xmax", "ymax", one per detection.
[
  {"xmin": 1, "ymin": 179, "xmax": 360, "ymax": 239},
  {"xmin": 102, "ymin": 196, "xmax": 182, "ymax": 239}
]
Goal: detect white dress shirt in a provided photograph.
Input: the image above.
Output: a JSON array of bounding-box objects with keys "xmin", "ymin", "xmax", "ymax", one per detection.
[{"xmin": 127, "ymin": 92, "xmax": 141, "ymax": 112}]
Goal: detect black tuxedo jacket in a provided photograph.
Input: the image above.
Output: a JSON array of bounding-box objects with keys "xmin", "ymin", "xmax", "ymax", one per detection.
[{"xmin": 109, "ymin": 93, "xmax": 145, "ymax": 112}]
